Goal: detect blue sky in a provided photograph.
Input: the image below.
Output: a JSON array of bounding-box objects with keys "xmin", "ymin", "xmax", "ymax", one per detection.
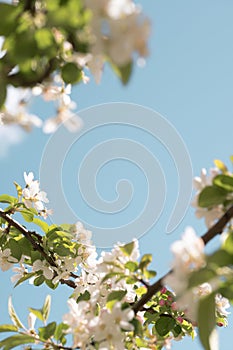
[{"xmin": 1, "ymin": 1, "xmax": 233, "ymax": 349}]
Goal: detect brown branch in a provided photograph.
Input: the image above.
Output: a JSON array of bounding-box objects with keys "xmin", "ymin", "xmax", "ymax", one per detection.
[
  {"xmin": 0, "ymin": 209, "xmax": 56, "ymax": 267},
  {"xmin": 201, "ymin": 205, "xmax": 233, "ymax": 244},
  {"xmin": 132, "ymin": 204, "xmax": 233, "ymax": 313},
  {"xmin": 0, "ymin": 209, "xmax": 76, "ymax": 289}
]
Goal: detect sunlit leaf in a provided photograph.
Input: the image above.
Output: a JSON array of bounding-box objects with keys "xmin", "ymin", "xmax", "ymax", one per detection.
[
  {"xmin": 213, "ymin": 174, "xmax": 233, "ymax": 192},
  {"xmin": 214, "ymin": 159, "xmax": 227, "ymax": 173},
  {"xmin": 154, "ymin": 316, "xmax": 176, "ymax": 336},
  {"xmin": 0, "ymin": 325, "xmax": 18, "ymax": 333},
  {"xmin": 8, "ymin": 297, "xmax": 25, "ymax": 329},
  {"xmin": 38, "ymin": 322, "xmax": 56, "ymax": 341},
  {"xmin": 119, "ymin": 241, "xmax": 135, "ymax": 256},
  {"xmin": 42, "ymin": 295, "xmax": 51, "ymax": 322},
  {"xmin": 0, "ymin": 195, "xmax": 18, "ymax": 205},
  {"xmin": 198, "ymin": 293, "xmax": 217, "ymax": 350},
  {"xmin": 198, "ymin": 186, "xmax": 227, "ymax": 208},
  {"xmin": 0, "ymin": 334, "xmax": 35, "ymax": 350}
]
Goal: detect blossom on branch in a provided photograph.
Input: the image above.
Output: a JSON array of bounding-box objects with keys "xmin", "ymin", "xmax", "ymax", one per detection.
[
  {"xmin": 22, "ymin": 172, "xmax": 51, "ymax": 218},
  {"xmin": 192, "ymin": 168, "xmax": 223, "ymax": 228},
  {"xmin": 0, "ymin": 248, "xmax": 17, "ymax": 271}
]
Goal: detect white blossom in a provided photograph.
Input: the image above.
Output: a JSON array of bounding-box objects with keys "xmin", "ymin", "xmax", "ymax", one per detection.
[
  {"xmin": 11, "ymin": 263, "xmax": 28, "ymax": 284},
  {"xmin": 63, "ymin": 299, "xmax": 92, "ymax": 348},
  {"xmin": 32, "ymin": 259, "xmax": 54, "ymax": 280},
  {"xmin": 85, "ymin": 0, "xmax": 150, "ymax": 80},
  {"xmin": 74, "ymin": 221, "xmax": 93, "ymax": 246},
  {"xmin": 89, "ymin": 302, "xmax": 134, "ymax": 349},
  {"xmin": 0, "ymin": 87, "xmax": 42, "ymax": 132},
  {"xmin": 53, "ymin": 256, "xmax": 81, "ymax": 284},
  {"xmin": 164, "ymin": 227, "xmax": 205, "ymax": 296},
  {"xmin": 43, "ymin": 101, "xmax": 83, "ymax": 134},
  {"xmin": 0, "ymin": 248, "xmax": 17, "ymax": 271},
  {"xmin": 192, "ymin": 168, "xmax": 223, "ymax": 228},
  {"xmin": 215, "ymin": 294, "xmax": 230, "ymax": 317},
  {"xmin": 22, "ymin": 172, "xmax": 51, "ymax": 217}
]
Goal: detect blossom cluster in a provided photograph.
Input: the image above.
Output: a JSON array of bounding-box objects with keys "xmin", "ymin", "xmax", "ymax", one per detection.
[
  {"xmin": 0, "ymin": 0, "xmax": 150, "ymax": 134},
  {"xmin": 164, "ymin": 227, "xmax": 230, "ymax": 325},
  {"xmin": 192, "ymin": 167, "xmax": 223, "ymax": 228},
  {"xmin": 1, "ymin": 166, "xmax": 233, "ymax": 350}
]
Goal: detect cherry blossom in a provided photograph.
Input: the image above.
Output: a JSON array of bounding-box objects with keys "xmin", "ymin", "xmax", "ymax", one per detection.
[
  {"xmin": 215, "ymin": 294, "xmax": 230, "ymax": 317},
  {"xmin": 32, "ymin": 259, "xmax": 54, "ymax": 280},
  {"xmin": 192, "ymin": 168, "xmax": 223, "ymax": 228},
  {"xmin": 22, "ymin": 172, "xmax": 50, "ymax": 217},
  {"xmin": 63, "ymin": 299, "xmax": 93, "ymax": 348},
  {"xmin": 0, "ymin": 87, "xmax": 42, "ymax": 132},
  {"xmin": 0, "ymin": 248, "xmax": 17, "ymax": 271}
]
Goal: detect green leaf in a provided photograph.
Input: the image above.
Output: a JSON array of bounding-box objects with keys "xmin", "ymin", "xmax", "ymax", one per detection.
[
  {"xmin": 207, "ymin": 249, "xmax": 233, "ymax": 267},
  {"xmin": 218, "ymin": 284, "xmax": 233, "ymax": 302},
  {"xmin": 0, "ymin": 83, "xmax": 7, "ymax": 109},
  {"xmin": 144, "ymin": 269, "xmax": 157, "ymax": 279},
  {"xmin": 76, "ymin": 290, "xmax": 90, "ymax": 303},
  {"xmin": 222, "ymin": 232, "xmax": 233, "ymax": 254},
  {"xmin": 20, "ymin": 209, "xmax": 35, "ymax": 222},
  {"xmin": 54, "ymin": 244, "xmax": 72, "ymax": 256},
  {"xmin": 144, "ymin": 312, "xmax": 159, "ymax": 325},
  {"xmin": 107, "ymin": 290, "xmax": 127, "ymax": 309},
  {"xmin": 54, "ymin": 322, "xmax": 69, "ymax": 341},
  {"xmin": 45, "ymin": 279, "xmax": 58, "ymax": 290},
  {"xmin": 110, "ymin": 61, "xmax": 133, "ymax": 85},
  {"xmin": 189, "ymin": 268, "xmax": 216, "ymax": 289},
  {"xmin": 154, "ymin": 316, "xmax": 176, "ymax": 336},
  {"xmin": 35, "ymin": 28, "xmax": 54, "ymax": 50},
  {"xmin": 135, "ymin": 337, "xmax": 148, "ymax": 348},
  {"xmin": 33, "ymin": 275, "xmax": 45, "ymax": 287},
  {"xmin": 14, "ymin": 272, "xmax": 35, "ymax": 288},
  {"xmin": 101, "ymin": 272, "xmax": 123, "ymax": 283},
  {"xmin": 213, "ymin": 174, "xmax": 233, "ymax": 192},
  {"xmin": 214, "ymin": 159, "xmax": 227, "ymax": 173},
  {"xmin": 119, "ymin": 241, "xmax": 135, "ymax": 256},
  {"xmin": 107, "ymin": 290, "xmax": 127, "ymax": 303},
  {"xmin": 125, "ymin": 261, "xmax": 138, "ymax": 272},
  {"xmin": 172, "ymin": 324, "xmax": 182, "ymax": 337},
  {"xmin": 28, "ymin": 307, "xmax": 44, "ymax": 322},
  {"xmin": 42, "ymin": 295, "xmax": 51, "ymax": 322},
  {"xmin": 139, "ymin": 254, "xmax": 152, "ymax": 270},
  {"xmin": 33, "ymin": 218, "xmax": 49, "ymax": 233},
  {"xmin": 8, "ymin": 239, "xmax": 22, "ymax": 260},
  {"xmin": 8, "ymin": 297, "xmax": 25, "ymax": 329},
  {"xmin": 47, "ymin": 0, "xmax": 87, "ymax": 29},
  {"xmin": 198, "ymin": 186, "xmax": 227, "ymax": 208},
  {"xmin": 198, "ymin": 293, "xmax": 217, "ymax": 350},
  {"xmin": 18, "ymin": 237, "xmax": 32, "ymax": 258},
  {"xmin": 135, "ymin": 286, "xmax": 147, "ymax": 296},
  {"xmin": 38, "ymin": 322, "xmax": 56, "ymax": 341},
  {"xmin": 61, "ymin": 63, "xmax": 82, "ymax": 84},
  {"xmin": 0, "ymin": 325, "xmax": 18, "ymax": 333},
  {"xmin": 0, "ymin": 334, "xmax": 35, "ymax": 350},
  {"xmin": 131, "ymin": 318, "xmax": 143, "ymax": 336},
  {"xmin": 13, "ymin": 182, "xmax": 22, "ymax": 199},
  {"xmin": 0, "ymin": 195, "xmax": 18, "ymax": 205},
  {"xmin": 0, "ymin": 4, "xmax": 20, "ymax": 36}
]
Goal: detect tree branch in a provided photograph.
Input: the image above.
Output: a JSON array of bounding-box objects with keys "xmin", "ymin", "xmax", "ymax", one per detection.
[
  {"xmin": 0, "ymin": 209, "xmax": 76, "ymax": 289},
  {"xmin": 0, "ymin": 209, "xmax": 56, "ymax": 267},
  {"xmin": 132, "ymin": 204, "xmax": 233, "ymax": 313}
]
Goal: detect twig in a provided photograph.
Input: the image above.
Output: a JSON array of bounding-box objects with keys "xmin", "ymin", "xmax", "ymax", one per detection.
[
  {"xmin": 132, "ymin": 204, "xmax": 233, "ymax": 313},
  {"xmin": 0, "ymin": 209, "xmax": 56, "ymax": 267},
  {"xmin": 0, "ymin": 209, "xmax": 76, "ymax": 289}
]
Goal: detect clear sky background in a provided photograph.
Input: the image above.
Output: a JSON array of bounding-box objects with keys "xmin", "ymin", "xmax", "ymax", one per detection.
[{"xmin": 1, "ymin": 1, "xmax": 233, "ymax": 349}]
